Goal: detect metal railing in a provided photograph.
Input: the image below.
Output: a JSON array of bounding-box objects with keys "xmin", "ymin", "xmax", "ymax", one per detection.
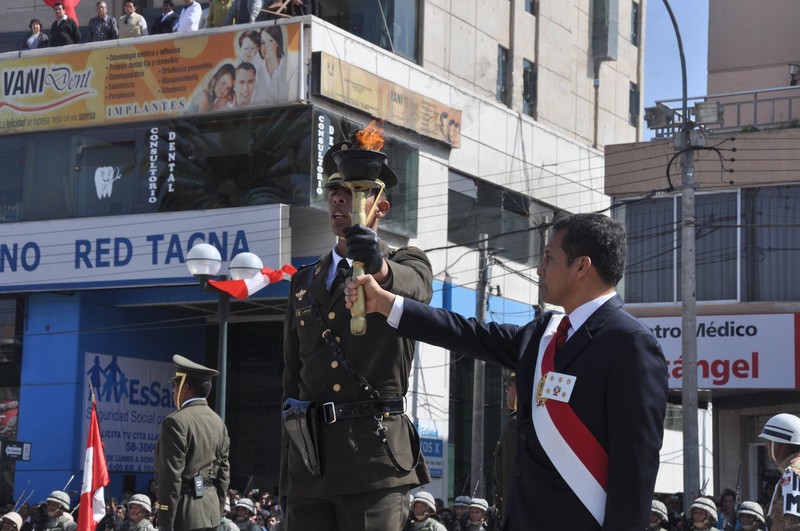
[{"xmin": 650, "ymin": 85, "xmax": 800, "ymax": 139}]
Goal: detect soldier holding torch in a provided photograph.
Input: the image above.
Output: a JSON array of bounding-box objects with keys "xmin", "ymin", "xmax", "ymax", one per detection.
[{"xmin": 280, "ymin": 126, "xmax": 433, "ymax": 531}]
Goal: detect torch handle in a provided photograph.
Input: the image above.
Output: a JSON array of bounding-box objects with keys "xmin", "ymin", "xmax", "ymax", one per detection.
[{"xmin": 350, "ymin": 189, "xmax": 368, "ymax": 336}]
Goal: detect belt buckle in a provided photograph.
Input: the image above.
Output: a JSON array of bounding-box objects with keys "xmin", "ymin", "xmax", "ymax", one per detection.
[{"xmin": 322, "ymin": 401, "xmax": 336, "ymax": 424}]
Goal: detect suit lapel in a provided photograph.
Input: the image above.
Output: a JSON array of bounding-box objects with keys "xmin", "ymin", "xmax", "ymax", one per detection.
[{"xmin": 555, "ymin": 295, "xmax": 624, "ymax": 371}]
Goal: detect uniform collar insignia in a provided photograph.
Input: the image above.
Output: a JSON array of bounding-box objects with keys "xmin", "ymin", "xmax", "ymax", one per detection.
[{"xmin": 295, "ymin": 288, "xmax": 307, "ymax": 301}]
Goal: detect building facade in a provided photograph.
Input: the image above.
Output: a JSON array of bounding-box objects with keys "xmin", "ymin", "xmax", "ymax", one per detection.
[
  {"xmin": 606, "ymin": 0, "xmax": 800, "ymax": 502},
  {"xmin": 0, "ymin": 0, "xmax": 644, "ymax": 507}
]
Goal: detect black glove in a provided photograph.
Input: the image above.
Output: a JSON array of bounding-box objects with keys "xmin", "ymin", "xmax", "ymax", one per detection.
[{"xmin": 343, "ymin": 224, "xmax": 384, "ymax": 274}]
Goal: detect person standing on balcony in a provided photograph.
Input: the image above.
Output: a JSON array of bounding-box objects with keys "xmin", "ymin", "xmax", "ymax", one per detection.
[
  {"xmin": 118, "ymin": 0, "xmax": 147, "ymax": 38},
  {"xmin": 49, "ymin": 2, "xmax": 80, "ymax": 47},
  {"xmin": 174, "ymin": 0, "xmax": 202, "ymax": 32},
  {"xmin": 87, "ymin": 2, "xmax": 118, "ymax": 42},
  {"xmin": 223, "ymin": 0, "xmax": 263, "ymax": 25}
]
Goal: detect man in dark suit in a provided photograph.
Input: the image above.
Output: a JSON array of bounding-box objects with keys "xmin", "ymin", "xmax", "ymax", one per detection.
[
  {"xmin": 345, "ymin": 213, "xmax": 669, "ymax": 531},
  {"xmin": 151, "ymin": 0, "xmax": 179, "ymax": 34},
  {"xmin": 154, "ymin": 355, "xmax": 230, "ymax": 531},
  {"xmin": 49, "ymin": 2, "xmax": 81, "ymax": 47},
  {"xmin": 280, "ymin": 142, "xmax": 433, "ymax": 530}
]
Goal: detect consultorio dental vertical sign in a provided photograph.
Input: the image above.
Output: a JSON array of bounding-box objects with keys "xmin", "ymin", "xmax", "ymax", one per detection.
[
  {"xmin": 82, "ymin": 353, "xmax": 174, "ymax": 473},
  {"xmin": 641, "ymin": 314, "xmax": 799, "ymax": 389}
]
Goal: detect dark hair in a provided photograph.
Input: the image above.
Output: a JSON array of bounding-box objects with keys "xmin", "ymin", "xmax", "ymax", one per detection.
[
  {"xmin": 236, "ymin": 62, "xmax": 256, "ymax": 76},
  {"xmin": 29, "ymin": 18, "xmax": 42, "ymax": 29},
  {"xmin": 163, "ymin": 0, "xmax": 174, "ymax": 6},
  {"xmin": 208, "ymin": 63, "xmax": 236, "ymax": 102},
  {"xmin": 238, "ymin": 30, "xmax": 260, "ymax": 48},
  {"xmin": 720, "ymin": 489, "xmax": 736, "ymax": 503},
  {"xmin": 123, "ymin": 0, "xmax": 136, "ymax": 6},
  {"xmin": 260, "ymin": 26, "xmax": 285, "ymax": 59},
  {"xmin": 53, "ymin": 2, "xmax": 65, "ymax": 8},
  {"xmin": 185, "ymin": 377, "xmax": 212, "ymax": 398},
  {"xmin": 552, "ymin": 213, "xmax": 626, "ymax": 286}
]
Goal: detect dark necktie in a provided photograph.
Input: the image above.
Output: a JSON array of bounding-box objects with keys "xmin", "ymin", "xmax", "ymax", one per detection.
[
  {"xmin": 330, "ymin": 259, "xmax": 348, "ymax": 294},
  {"xmin": 124, "ymin": 15, "xmax": 131, "ymax": 24}
]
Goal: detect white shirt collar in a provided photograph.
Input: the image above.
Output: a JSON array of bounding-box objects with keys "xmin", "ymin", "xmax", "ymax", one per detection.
[{"xmin": 563, "ymin": 292, "xmax": 616, "ymax": 337}]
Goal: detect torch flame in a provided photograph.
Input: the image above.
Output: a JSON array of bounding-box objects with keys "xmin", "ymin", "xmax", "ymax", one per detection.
[{"xmin": 354, "ymin": 120, "xmax": 385, "ymax": 152}]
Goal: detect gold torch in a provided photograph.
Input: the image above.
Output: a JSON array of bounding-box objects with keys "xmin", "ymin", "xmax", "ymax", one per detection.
[{"xmin": 331, "ymin": 123, "xmax": 388, "ymax": 336}]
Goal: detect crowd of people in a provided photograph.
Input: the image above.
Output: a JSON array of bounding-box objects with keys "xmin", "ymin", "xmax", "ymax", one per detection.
[
  {"xmin": 648, "ymin": 492, "xmax": 767, "ymax": 531},
  {"xmin": 21, "ymin": 0, "xmax": 312, "ymax": 50}
]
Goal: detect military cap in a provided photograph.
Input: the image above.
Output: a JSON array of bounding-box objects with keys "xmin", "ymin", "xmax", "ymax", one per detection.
[
  {"xmin": 128, "ymin": 493, "xmax": 152, "ymax": 514},
  {"xmin": 234, "ymin": 498, "xmax": 256, "ymax": 515},
  {"xmin": 412, "ymin": 491, "xmax": 436, "ymax": 512},
  {"xmin": 171, "ymin": 354, "xmax": 219, "ymax": 381},
  {"xmin": 322, "ymin": 141, "xmax": 398, "ymax": 189},
  {"xmin": 1, "ymin": 512, "xmax": 22, "ymax": 531},
  {"xmin": 46, "ymin": 490, "xmax": 71, "ymax": 511}
]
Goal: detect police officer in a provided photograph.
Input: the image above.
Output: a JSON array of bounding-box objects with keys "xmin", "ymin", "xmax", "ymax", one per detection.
[
  {"xmin": 155, "ymin": 355, "xmax": 230, "ymax": 531},
  {"xmin": 232, "ymin": 499, "xmax": 260, "ymax": 531},
  {"xmin": 41, "ymin": 491, "xmax": 76, "ymax": 531},
  {"xmin": 759, "ymin": 413, "xmax": 800, "ymax": 531},
  {"xmin": 280, "ymin": 142, "xmax": 433, "ymax": 530},
  {"xmin": 736, "ymin": 501, "xmax": 766, "ymax": 531},
  {"xmin": 404, "ymin": 491, "xmax": 447, "ymax": 531},
  {"xmin": 125, "ymin": 494, "xmax": 155, "ymax": 531},
  {"xmin": 687, "ymin": 497, "xmax": 717, "ymax": 531},
  {"xmin": 649, "ymin": 500, "xmax": 669, "ymax": 531}
]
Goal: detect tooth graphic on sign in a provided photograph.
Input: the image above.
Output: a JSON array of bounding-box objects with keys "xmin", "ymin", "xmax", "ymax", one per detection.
[{"xmin": 94, "ymin": 166, "xmax": 121, "ymax": 199}]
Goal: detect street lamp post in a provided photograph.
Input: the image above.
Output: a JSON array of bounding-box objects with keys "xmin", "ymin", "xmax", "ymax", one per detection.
[
  {"xmin": 185, "ymin": 243, "xmax": 263, "ymax": 421},
  {"xmin": 661, "ymin": 0, "xmax": 701, "ymax": 507}
]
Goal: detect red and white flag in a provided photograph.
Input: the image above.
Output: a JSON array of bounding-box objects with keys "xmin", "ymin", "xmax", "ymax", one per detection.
[
  {"xmin": 209, "ymin": 265, "xmax": 296, "ymax": 299},
  {"xmin": 78, "ymin": 396, "xmax": 109, "ymax": 531}
]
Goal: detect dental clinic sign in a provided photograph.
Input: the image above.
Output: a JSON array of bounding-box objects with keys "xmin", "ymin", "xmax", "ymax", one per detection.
[
  {"xmin": 0, "ymin": 204, "xmax": 289, "ymax": 293},
  {"xmin": 641, "ymin": 314, "xmax": 800, "ymax": 389}
]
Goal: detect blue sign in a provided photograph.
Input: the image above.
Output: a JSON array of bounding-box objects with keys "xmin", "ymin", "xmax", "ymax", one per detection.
[{"xmin": 421, "ymin": 437, "xmax": 443, "ymax": 477}]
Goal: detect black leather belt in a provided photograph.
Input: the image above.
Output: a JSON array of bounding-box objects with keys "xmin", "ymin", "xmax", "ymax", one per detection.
[
  {"xmin": 179, "ymin": 478, "xmax": 214, "ymax": 495},
  {"xmin": 321, "ymin": 397, "xmax": 405, "ymax": 424}
]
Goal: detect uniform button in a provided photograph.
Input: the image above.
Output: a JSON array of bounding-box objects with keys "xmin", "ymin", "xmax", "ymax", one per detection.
[
  {"xmin": 514, "ymin": 469, "xmax": 521, "ymax": 477},
  {"xmin": 333, "ymin": 384, "xmax": 341, "ymax": 392},
  {"xmin": 331, "ymin": 360, "xmax": 339, "ymax": 369},
  {"xmin": 328, "ymin": 311, "xmax": 336, "ymax": 320},
  {"xmin": 520, "ymin": 434, "xmax": 526, "ymax": 442},
  {"xmin": 335, "ymin": 336, "xmax": 341, "ymax": 343},
  {"xmin": 299, "ymin": 319, "xmax": 305, "ymax": 326}
]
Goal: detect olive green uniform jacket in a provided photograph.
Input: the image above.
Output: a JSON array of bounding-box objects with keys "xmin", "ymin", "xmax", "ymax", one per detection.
[
  {"xmin": 769, "ymin": 452, "xmax": 800, "ymax": 531},
  {"xmin": 155, "ymin": 398, "xmax": 231, "ymax": 530},
  {"xmin": 280, "ymin": 243, "xmax": 433, "ymax": 498}
]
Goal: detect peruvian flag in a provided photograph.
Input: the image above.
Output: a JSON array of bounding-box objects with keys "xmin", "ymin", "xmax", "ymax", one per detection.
[
  {"xmin": 78, "ymin": 397, "xmax": 109, "ymax": 531},
  {"xmin": 209, "ymin": 265, "xmax": 296, "ymax": 299}
]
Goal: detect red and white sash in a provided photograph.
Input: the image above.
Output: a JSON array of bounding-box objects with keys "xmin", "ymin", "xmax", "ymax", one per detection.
[{"xmin": 531, "ymin": 314, "xmax": 609, "ymax": 525}]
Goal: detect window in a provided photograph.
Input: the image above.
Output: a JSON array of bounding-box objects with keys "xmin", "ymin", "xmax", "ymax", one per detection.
[
  {"xmin": 497, "ymin": 46, "xmax": 510, "ymax": 105},
  {"xmin": 629, "ymin": 82, "xmax": 640, "ymax": 126},
  {"xmin": 523, "ymin": 59, "xmax": 537, "ymax": 117},
  {"xmin": 525, "ymin": 0, "xmax": 536, "ymax": 15},
  {"xmin": 631, "ymin": 1, "xmax": 640, "ymax": 46},
  {"xmin": 448, "ymin": 172, "xmax": 557, "ymax": 266},
  {"xmin": 2, "ymin": 107, "xmax": 313, "ymax": 223},
  {"xmin": 616, "ymin": 189, "xmax": 797, "ymax": 304},
  {"xmin": 316, "ymin": 0, "xmax": 419, "ymax": 63}
]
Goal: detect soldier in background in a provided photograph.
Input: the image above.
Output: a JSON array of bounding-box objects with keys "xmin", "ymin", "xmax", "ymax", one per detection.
[
  {"xmin": 450, "ymin": 496, "xmax": 470, "ymax": 531},
  {"xmin": 155, "ymin": 355, "xmax": 230, "ymax": 531},
  {"xmin": 736, "ymin": 501, "xmax": 766, "ymax": 531},
  {"xmin": 649, "ymin": 500, "xmax": 670, "ymax": 531},
  {"xmin": 124, "ymin": 494, "xmax": 155, "ymax": 531},
  {"xmin": 404, "ymin": 492, "xmax": 446, "ymax": 531},
  {"xmin": 40, "ymin": 491, "xmax": 76, "ymax": 531},
  {"xmin": 758, "ymin": 414, "xmax": 800, "ymax": 531},
  {"xmin": 232, "ymin": 499, "xmax": 260, "ymax": 531}
]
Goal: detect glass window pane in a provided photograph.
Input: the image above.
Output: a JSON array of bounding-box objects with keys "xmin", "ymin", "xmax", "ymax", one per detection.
[
  {"xmin": 742, "ymin": 186, "xmax": 800, "ymax": 301},
  {"xmin": 621, "ymin": 197, "xmax": 675, "ymax": 303}
]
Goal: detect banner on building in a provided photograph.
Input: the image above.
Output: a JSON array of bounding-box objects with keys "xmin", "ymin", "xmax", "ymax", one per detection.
[
  {"xmin": 641, "ymin": 314, "xmax": 799, "ymax": 389},
  {"xmin": 313, "ymin": 52, "xmax": 462, "ymax": 147},
  {"xmin": 0, "ymin": 204, "xmax": 290, "ymax": 293},
  {"xmin": 81, "ymin": 352, "xmax": 173, "ymax": 473},
  {"xmin": 0, "ymin": 22, "xmax": 302, "ymax": 135}
]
